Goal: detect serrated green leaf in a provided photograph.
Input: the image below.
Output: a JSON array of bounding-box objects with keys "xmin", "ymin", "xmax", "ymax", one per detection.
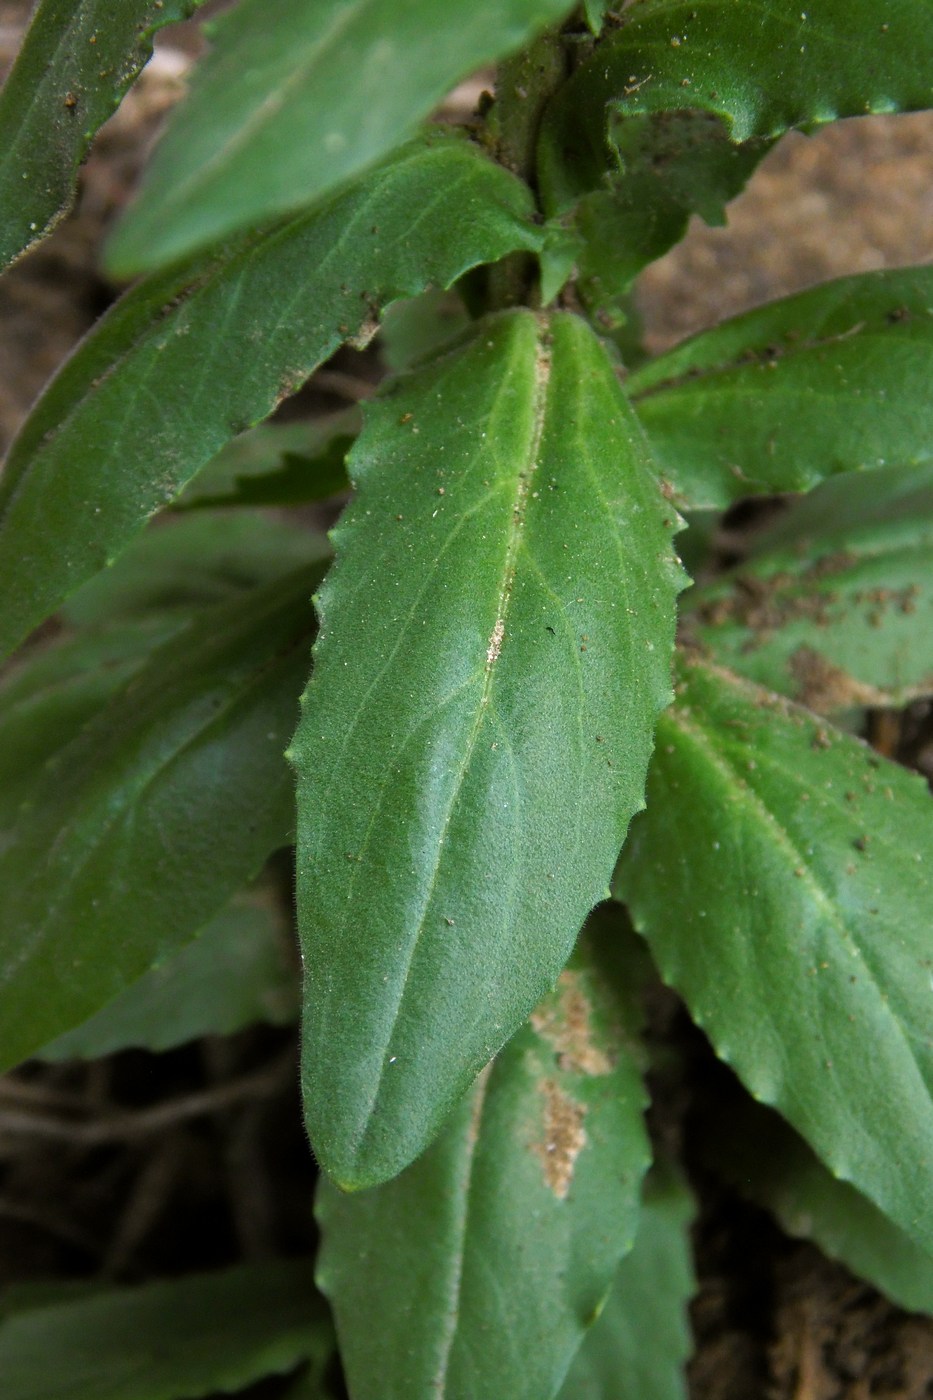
[
  {"xmin": 39, "ymin": 889, "xmax": 299, "ymax": 1060},
  {"xmin": 752, "ymin": 459, "xmax": 933, "ymax": 555},
  {"xmin": 548, "ymin": 129, "xmax": 771, "ymax": 326},
  {"xmin": 539, "ymin": 0, "xmax": 933, "ymax": 211},
  {"xmin": 175, "ymin": 418, "xmax": 355, "ymax": 511},
  {"xmin": 105, "ymin": 0, "xmax": 575, "ymax": 275},
  {"xmin": 316, "ymin": 911, "xmax": 652, "ymax": 1400},
  {"xmin": 61, "ymin": 511, "xmax": 331, "ymax": 626},
  {"xmin": 186, "ymin": 444, "xmax": 352, "ymax": 512},
  {"xmin": 614, "ymin": 654, "xmax": 933, "ymax": 1253},
  {"xmin": 379, "ymin": 291, "xmax": 472, "ymax": 374},
  {"xmin": 686, "ymin": 461, "xmax": 933, "ymax": 710},
  {"xmin": 628, "ymin": 268, "xmax": 933, "ymax": 508},
  {"xmin": 557, "ymin": 1163, "xmax": 695, "ymax": 1400},
  {"xmin": 705, "ymin": 1092, "xmax": 933, "ymax": 1317},
  {"xmin": 0, "ymin": 132, "xmax": 542, "ymax": 663},
  {"xmin": 0, "ymin": 1260, "xmax": 330, "ymax": 1400},
  {"xmin": 0, "ymin": 564, "xmax": 322, "ymax": 1072},
  {"xmin": 537, "ymin": 0, "xmax": 933, "ymax": 319},
  {"xmin": 292, "ymin": 308, "xmax": 684, "ymax": 1187},
  {"xmin": 0, "ymin": 0, "xmax": 203, "ymax": 273}
]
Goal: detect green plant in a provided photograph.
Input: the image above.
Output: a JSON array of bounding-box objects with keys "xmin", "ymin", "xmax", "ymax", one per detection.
[{"xmin": 0, "ymin": 0, "xmax": 932, "ymax": 1395}]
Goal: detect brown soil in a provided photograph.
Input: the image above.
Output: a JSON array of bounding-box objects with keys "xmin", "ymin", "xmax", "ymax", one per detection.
[{"xmin": 2, "ymin": 17, "xmax": 933, "ymax": 1397}]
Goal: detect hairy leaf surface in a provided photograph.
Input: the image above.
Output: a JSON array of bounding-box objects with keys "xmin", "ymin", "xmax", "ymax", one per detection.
[
  {"xmin": 0, "ymin": 565, "xmax": 321, "ymax": 1071},
  {"xmin": 0, "ymin": 133, "xmax": 540, "ymax": 662},
  {"xmin": 0, "ymin": 1261, "xmax": 329, "ymax": 1400},
  {"xmin": 292, "ymin": 309, "xmax": 684, "ymax": 1187},
  {"xmin": 557, "ymin": 1165, "xmax": 695, "ymax": 1400},
  {"xmin": 0, "ymin": 0, "xmax": 202, "ymax": 272},
  {"xmin": 316, "ymin": 916, "xmax": 651, "ymax": 1400},
  {"xmin": 105, "ymin": 0, "xmax": 574, "ymax": 274},
  {"xmin": 615, "ymin": 656, "xmax": 933, "ymax": 1251},
  {"xmin": 628, "ymin": 268, "xmax": 933, "ymax": 507},
  {"xmin": 686, "ymin": 462, "xmax": 933, "ymax": 710},
  {"xmin": 706, "ymin": 1093, "xmax": 933, "ymax": 1316},
  {"xmin": 40, "ymin": 891, "xmax": 299, "ymax": 1060}
]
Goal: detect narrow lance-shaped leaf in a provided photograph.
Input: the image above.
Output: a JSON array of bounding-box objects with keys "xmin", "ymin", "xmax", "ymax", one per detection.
[
  {"xmin": 0, "ymin": 0, "xmax": 204, "ymax": 273},
  {"xmin": 316, "ymin": 911, "xmax": 652, "ymax": 1400},
  {"xmin": 39, "ymin": 889, "xmax": 300, "ymax": 1061},
  {"xmin": 0, "ymin": 1260, "xmax": 331, "ymax": 1400},
  {"xmin": 292, "ymin": 308, "xmax": 685, "ymax": 1188},
  {"xmin": 614, "ymin": 655, "xmax": 933, "ymax": 1254},
  {"xmin": 628, "ymin": 268, "xmax": 933, "ymax": 509},
  {"xmin": 557, "ymin": 1163, "xmax": 696, "ymax": 1400},
  {"xmin": 0, "ymin": 131, "xmax": 541, "ymax": 663},
  {"xmin": 0, "ymin": 563, "xmax": 322, "ymax": 1072},
  {"xmin": 105, "ymin": 0, "xmax": 574, "ymax": 276},
  {"xmin": 685, "ymin": 461, "xmax": 933, "ymax": 711},
  {"xmin": 703, "ymin": 1090, "xmax": 933, "ymax": 1317}
]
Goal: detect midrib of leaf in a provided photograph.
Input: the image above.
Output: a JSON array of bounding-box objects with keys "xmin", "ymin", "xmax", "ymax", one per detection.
[
  {"xmin": 430, "ymin": 1065, "xmax": 493, "ymax": 1395},
  {"xmin": 163, "ymin": 0, "xmax": 368, "ymax": 211},
  {"xmin": 485, "ymin": 333, "xmax": 550, "ymax": 670},
  {"xmin": 657, "ymin": 673, "xmax": 926, "ymax": 1103},
  {"xmin": 351, "ymin": 323, "xmax": 552, "ymax": 1153}
]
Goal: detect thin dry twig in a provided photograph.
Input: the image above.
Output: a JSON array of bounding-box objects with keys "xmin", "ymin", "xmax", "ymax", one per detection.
[{"xmin": 0, "ymin": 1049, "xmax": 295, "ymax": 1147}]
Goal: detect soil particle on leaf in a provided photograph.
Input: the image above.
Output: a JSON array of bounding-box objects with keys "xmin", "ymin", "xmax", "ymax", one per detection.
[
  {"xmin": 695, "ymin": 557, "xmax": 858, "ymax": 644},
  {"xmin": 530, "ymin": 969, "xmax": 613, "ymax": 1076},
  {"xmin": 789, "ymin": 646, "xmax": 886, "ymax": 714},
  {"xmin": 531, "ymin": 1079, "xmax": 587, "ymax": 1200}
]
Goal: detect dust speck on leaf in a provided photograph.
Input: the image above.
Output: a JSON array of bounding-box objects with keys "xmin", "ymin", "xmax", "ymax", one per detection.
[
  {"xmin": 348, "ymin": 317, "xmax": 379, "ymax": 351},
  {"xmin": 486, "ymin": 617, "xmax": 505, "ymax": 666},
  {"xmin": 695, "ymin": 556, "xmax": 857, "ymax": 641},
  {"xmin": 530, "ymin": 970, "xmax": 613, "ymax": 1075},
  {"xmin": 531, "ymin": 1080, "xmax": 587, "ymax": 1200},
  {"xmin": 789, "ymin": 645, "xmax": 887, "ymax": 714}
]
